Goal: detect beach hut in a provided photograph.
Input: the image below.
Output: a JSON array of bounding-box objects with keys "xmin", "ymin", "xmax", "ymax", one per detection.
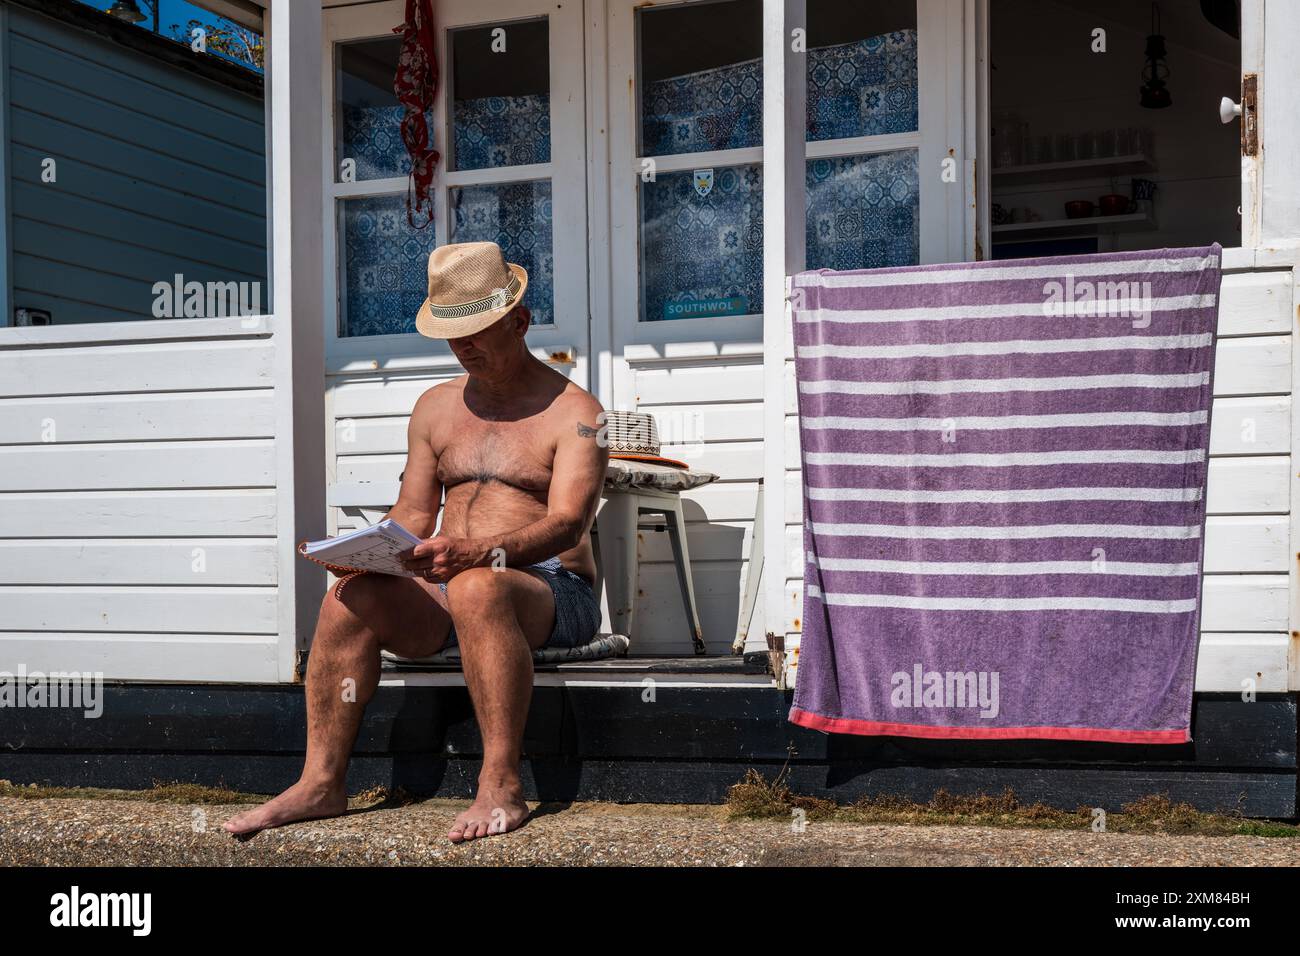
[{"xmin": 1, "ymin": 0, "xmax": 1296, "ymax": 816}]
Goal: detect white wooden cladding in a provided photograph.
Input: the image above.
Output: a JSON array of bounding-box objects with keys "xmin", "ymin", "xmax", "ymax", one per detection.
[
  {"xmin": 0, "ymin": 326, "xmax": 279, "ymax": 682},
  {"xmin": 0, "ymin": 441, "xmax": 274, "ymax": 491},
  {"xmin": 780, "ymin": 267, "xmax": 1299, "ymax": 692},
  {"xmin": 4, "ymin": 587, "xmax": 276, "ymax": 633},
  {"xmin": 0, "ymin": 338, "xmax": 275, "ymax": 397},
  {"xmin": 0, "ymin": 634, "xmax": 280, "ymax": 684},
  {"xmin": 0, "ymin": 540, "xmax": 277, "ymax": 585},
  {"xmin": 0, "ymin": 491, "xmax": 276, "ymax": 537},
  {"xmin": 610, "ymin": 358, "xmax": 766, "ymax": 654},
  {"xmin": 0, "ymin": 392, "xmax": 275, "ymax": 442}
]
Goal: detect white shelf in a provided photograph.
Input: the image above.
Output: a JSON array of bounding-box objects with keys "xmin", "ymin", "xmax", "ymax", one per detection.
[
  {"xmin": 991, "ymin": 211, "xmax": 1155, "ymax": 240},
  {"xmin": 992, "ymin": 153, "xmax": 1156, "ymax": 186}
]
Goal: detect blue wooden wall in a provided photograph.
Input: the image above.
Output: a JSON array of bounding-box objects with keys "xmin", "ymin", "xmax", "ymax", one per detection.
[{"xmin": 5, "ymin": 5, "xmax": 266, "ymax": 324}]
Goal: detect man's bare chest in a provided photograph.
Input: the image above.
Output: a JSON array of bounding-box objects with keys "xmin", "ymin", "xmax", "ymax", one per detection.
[{"xmin": 433, "ymin": 418, "xmax": 554, "ymax": 495}]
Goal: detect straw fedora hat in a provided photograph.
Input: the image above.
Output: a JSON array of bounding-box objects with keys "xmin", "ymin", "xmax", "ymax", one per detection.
[{"xmin": 415, "ymin": 241, "xmax": 529, "ymax": 339}]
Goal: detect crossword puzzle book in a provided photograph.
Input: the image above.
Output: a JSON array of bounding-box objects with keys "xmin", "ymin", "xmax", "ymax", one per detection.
[{"xmin": 297, "ymin": 519, "xmax": 424, "ymax": 577}]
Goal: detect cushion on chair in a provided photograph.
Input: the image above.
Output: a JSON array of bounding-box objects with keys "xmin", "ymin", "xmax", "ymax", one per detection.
[
  {"xmin": 604, "ymin": 458, "xmax": 718, "ymax": 493},
  {"xmin": 382, "ymin": 633, "xmax": 631, "ymax": 667}
]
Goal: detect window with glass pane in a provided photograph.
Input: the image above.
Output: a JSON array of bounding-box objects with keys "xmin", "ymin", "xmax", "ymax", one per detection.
[
  {"xmin": 452, "ymin": 20, "xmax": 550, "ymax": 170},
  {"xmin": 340, "ymin": 194, "xmax": 437, "ymax": 337},
  {"xmin": 450, "ymin": 181, "xmax": 554, "ymax": 325},
  {"xmin": 636, "ymin": 0, "xmax": 762, "ymax": 322},
  {"xmin": 805, "ymin": 0, "xmax": 920, "ymax": 271},
  {"xmin": 807, "ymin": 151, "xmax": 918, "ymax": 270},
  {"xmin": 641, "ymin": 165, "xmax": 763, "ymax": 323},
  {"xmin": 336, "ymin": 34, "xmax": 438, "ymax": 337},
  {"xmin": 445, "ymin": 18, "xmax": 554, "ymax": 326},
  {"xmin": 337, "ymin": 37, "xmax": 410, "ymax": 181},
  {"xmin": 638, "ymin": 0, "xmax": 762, "ymax": 157},
  {"xmin": 335, "ymin": 18, "xmax": 556, "ymax": 336},
  {"xmin": 806, "ymin": 0, "xmax": 917, "ymax": 141}
]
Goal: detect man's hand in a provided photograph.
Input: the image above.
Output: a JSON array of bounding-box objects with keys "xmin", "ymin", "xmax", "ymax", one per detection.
[{"xmin": 400, "ymin": 536, "xmax": 489, "ymax": 583}]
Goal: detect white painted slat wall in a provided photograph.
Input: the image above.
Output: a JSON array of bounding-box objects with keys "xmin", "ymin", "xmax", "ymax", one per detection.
[
  {"xmin": 0, "ymin": 323, "xmax": 279, "ymax": 682},
  {"xmin": 780, "ymin": 266, "xmax": 1298, "ymax": 692},
  {"xmin": 633, "ymin": 360, "xmax": 765, "ymax": 655},
  {"xmin": 328, "ymin": 368, "xmax": 459, "ymax": 541}
]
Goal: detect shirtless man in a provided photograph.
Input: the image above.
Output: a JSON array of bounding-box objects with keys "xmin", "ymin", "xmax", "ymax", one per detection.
[{"xmin": 224, "ymin": 242, "xmax": 608, "ymax": 842}]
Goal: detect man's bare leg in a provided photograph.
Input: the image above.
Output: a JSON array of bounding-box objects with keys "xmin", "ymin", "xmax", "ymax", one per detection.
[
  {"xmin": 223, "ymin": 575, "xmax": 451, "ymax": 836},
  {"xmin": 443, "ymin": 567, "xmax": 555, "ymax": 843}
]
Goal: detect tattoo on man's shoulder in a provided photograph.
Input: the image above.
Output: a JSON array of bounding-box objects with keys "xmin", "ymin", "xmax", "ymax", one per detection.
[{"xmin": 576, "ymin": 421, "xmax": 598, "ymax": 438}]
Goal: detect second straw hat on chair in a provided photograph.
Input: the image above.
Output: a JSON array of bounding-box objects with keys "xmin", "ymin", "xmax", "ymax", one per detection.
[{"xmin": 603, "ymin": 410, "xmax": 688, "ymax": 469}]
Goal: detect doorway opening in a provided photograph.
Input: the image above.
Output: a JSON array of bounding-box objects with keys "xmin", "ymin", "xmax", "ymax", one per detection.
[{"xmin": 988, "ymin": 0, "xmax": 1242, "ymax": 259}]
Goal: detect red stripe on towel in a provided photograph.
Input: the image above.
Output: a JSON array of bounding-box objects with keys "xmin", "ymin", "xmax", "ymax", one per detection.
[{"xmin": 788, "ymin": 707, "xmax": 1189, "ymax": 744}]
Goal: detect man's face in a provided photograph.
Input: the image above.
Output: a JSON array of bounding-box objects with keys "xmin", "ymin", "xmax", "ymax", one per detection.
[{"xmin": 447, "ymin": 305, "xmax": 530, "ymax": 373}]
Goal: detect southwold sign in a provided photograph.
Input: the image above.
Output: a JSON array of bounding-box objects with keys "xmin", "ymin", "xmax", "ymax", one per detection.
[{"xmin": 663, "ymin": 295, "xmax": 748, "ymax": 320}]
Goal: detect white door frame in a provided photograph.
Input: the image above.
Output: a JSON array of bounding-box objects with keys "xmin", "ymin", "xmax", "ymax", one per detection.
[{"xmin": 321, "ymin": 0, "xmax": 590, "ymax": 380}]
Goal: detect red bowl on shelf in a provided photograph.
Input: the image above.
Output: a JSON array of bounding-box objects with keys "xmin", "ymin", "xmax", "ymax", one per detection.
[
  {"xmin": 1064, "ymin": 200, "xmax": 1094, "ymax": 219},
  {"xmin": 1099, "ymin": 193, "xmax": 1137, "ymax": 216}
]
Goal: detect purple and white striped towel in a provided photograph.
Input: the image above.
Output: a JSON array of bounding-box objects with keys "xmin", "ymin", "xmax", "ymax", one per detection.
[{"xmin": 788, "ymin": 245, "xmax": 1222, "ymax": 743}]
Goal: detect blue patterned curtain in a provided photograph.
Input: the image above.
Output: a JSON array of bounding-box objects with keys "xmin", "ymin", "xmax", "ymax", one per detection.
[{"xmin": 338, "ymin": 31, "xmax": 920, "ymax": 334}]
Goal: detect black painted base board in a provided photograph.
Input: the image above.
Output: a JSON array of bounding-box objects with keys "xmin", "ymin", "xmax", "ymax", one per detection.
[{"xmin": 1, "ymin": 684, "xmax": 1295, "ymax": 818}]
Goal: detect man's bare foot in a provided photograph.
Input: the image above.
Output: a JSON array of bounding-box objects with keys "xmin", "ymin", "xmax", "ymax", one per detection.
[
  {"xmin": 223, "ymin": 779, "xmax": 348, "ymax": 837},
  {"xmin": 448, "ymin": 780, "xmax": 530, "ymax": 843}
]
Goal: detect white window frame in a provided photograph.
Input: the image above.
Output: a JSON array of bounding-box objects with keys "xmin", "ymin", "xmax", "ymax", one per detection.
[
  {"xmin": 607, "ymin": 0, "xmax": 969, "ymax": 353},
  {"xmin": 321, "ymin": 0, "xmax": 589, "ymax": 373}
]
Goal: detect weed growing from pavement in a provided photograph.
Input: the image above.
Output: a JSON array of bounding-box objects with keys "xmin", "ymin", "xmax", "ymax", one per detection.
[{"xmin": 725, "ymin": 769, "xmax": 1299, "ymax": 837}]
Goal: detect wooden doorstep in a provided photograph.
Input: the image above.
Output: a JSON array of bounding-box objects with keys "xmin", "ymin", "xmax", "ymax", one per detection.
[{"xmin": 382, "ymin": 654, "xmax": 770, "ymax": 676}]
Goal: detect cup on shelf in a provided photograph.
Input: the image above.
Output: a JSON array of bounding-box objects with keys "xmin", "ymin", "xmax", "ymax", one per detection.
[
  {"xmin": 1131, "ymin": 177, "xmax": 1158, "ymax": 200},
  {"xmin": 1064, "ymin": 199, "xmax": 1095, "ymax": 219},
  {"xmin": 1097, "ymin": 128, "xmax": 1117, "ymax": 157},
  {"xmin": 1130, "ymin": 177, "xmax": 1158, "ymax": 216}
]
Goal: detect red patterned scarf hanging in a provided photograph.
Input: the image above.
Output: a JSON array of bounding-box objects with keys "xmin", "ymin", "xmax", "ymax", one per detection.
[{"xmin": 393, "ymin": 0, "xmax": 440, "ymax": 228}]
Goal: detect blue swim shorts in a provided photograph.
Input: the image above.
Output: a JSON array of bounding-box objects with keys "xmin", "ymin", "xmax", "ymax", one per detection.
[{"xmin": 436, "ymin": 556, "xmax": 601, "ymax": 649}]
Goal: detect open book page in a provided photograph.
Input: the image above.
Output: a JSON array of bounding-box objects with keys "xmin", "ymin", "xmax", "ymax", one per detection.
[{"xmin": 299, "ymin": 519, "xmax": 424, "ymax": 577}]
